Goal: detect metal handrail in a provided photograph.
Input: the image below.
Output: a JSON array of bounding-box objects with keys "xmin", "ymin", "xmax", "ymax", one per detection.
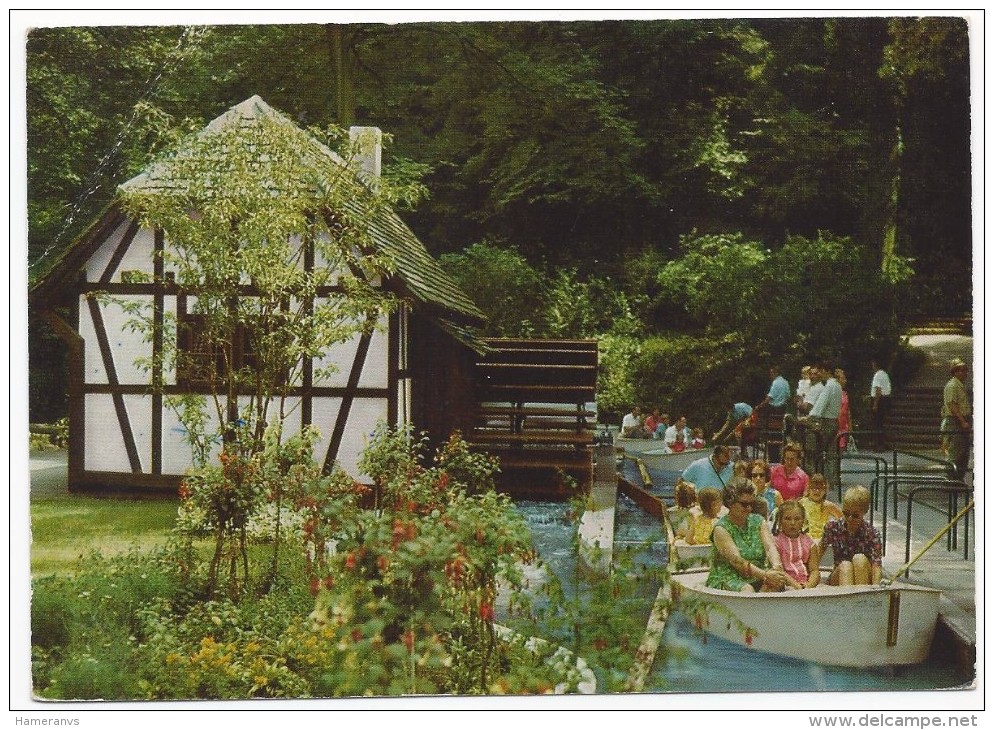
[
  {"xmin": 871, "ymin": 475, "xmax": 971, "ymax": 553},
  {"xmin": 884, "ymin": 451, "xmax": 956, "ymax": 518},
  {"xmin": 839, "ymin": 451, "xmax": 891, "ymax": 507},
  {"xmin": 872, "ymin": 472, "xmax": 964, "ymax": 530},
  {"xmin": 904, "ymin": 485, "xmax": 973, "ymax": 575}
]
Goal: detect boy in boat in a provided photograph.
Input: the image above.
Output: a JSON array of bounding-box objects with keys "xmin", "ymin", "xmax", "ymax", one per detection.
[
  {"xmin": 690, "ymin": 428, "xmax": 706, "ymax": 449},
  {"xmin": 749, "ymin": 459, "xmax": 782, "ymax": 519},
  {"xmin": 819, "ymin": 485, "xmax": 882, "ymax": 586}
]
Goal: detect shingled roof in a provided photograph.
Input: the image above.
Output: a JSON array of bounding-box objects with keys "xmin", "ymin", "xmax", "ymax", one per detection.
[{"xmin": 31, "ymin": 96, "xmax": 485, "ymax": 326}]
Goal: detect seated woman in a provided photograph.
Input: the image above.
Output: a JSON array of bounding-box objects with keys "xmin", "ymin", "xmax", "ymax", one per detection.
[
  {"xmin": 684, "ymin": 487, "xmax": 723, "ymax": 545},
  {"xmin": 819, "ymin": 485, "xmax": 883, "ymax": 586},
  {"xmin": 799, "ymin": 473, "xmax": 843, "ymax": 541},
  {"xmin": 772, "ymin": 500, "xmax": 820, "ymax": 590},
  {"xmin": 705, "ymin": 479, "xmax": 789, "ymax": 592},
  {"xmin": 749, "ymin": 459, "xmax": 783, "ymax": 519},
  {"xmin": 769, "ymin": 442, "xmax": 809, "ymax": 501}
]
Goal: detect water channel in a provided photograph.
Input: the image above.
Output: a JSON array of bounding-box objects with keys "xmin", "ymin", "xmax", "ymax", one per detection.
[{"xmin": 511, "ymin": 458, "xmax": 967, "ymax": 696}]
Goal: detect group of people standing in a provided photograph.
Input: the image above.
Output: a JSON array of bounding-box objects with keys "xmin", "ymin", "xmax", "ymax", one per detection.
[
  {"xmin": 673, "ymin": 443, "xmax": 883, "ymax": 593},
  {"xmin": 707, "ymin": 363, "xmax": 855, "ymax": 487}
]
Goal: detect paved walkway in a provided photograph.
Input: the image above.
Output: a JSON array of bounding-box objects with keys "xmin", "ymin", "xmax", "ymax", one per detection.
[
  {"xmin": 860, "ymin": 331, "xmax": 976, "ymax": 669},
  {"xmin": 904, "ymin": 332, "xmax": 975, "ymax": 389}
]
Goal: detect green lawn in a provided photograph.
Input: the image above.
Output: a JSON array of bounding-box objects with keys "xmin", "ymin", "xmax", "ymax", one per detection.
[{"xmin": 30, "ymin": 493, "xmax": 180, "ymax": 577}]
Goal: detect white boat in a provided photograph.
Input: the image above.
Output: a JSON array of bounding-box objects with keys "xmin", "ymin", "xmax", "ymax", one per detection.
[
  {"xmin": 639, "ymin": 447, "xmax": 712, "ymax": 473},
  {"xmin": 615, "ymin": 436, "xmax": 668, "ymax": 458},
  {"xmin": 669, "ymin": 568, "xmax": 941, "ymax": 667},
  {"xmin": 668, "ymin": 539, "xmax": 712, "ymax": 566}
]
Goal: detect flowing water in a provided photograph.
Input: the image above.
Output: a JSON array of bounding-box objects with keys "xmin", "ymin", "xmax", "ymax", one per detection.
[{"xmin": 512, "ymin": 457, "xmax": 967, "ymax": 694}]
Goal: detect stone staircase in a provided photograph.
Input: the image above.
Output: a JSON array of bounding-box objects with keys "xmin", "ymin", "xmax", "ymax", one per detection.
[
  {"xmin": 882, "ymin": 313, "xmax": 973, "ymax": 454},
  {"xmin": 883, "ymin": 387, "xmax": 945, "ymax": 452},
  {"xmin": 905, "ymin": 314, "xmax": 973, "ymax": 336}
]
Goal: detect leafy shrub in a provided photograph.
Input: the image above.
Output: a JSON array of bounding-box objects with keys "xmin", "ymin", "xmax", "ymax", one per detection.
[{"xmin": 439, "ymin": 241, "xmax": 546, "ymax": 337}]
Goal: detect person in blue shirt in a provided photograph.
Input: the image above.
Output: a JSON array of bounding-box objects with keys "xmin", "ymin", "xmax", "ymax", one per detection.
[
  {"xmin": 756, "ymin": 366, "xmax": 790, "ymax": 416},
  {"xmin": 755, "ymin": 365, "xmax": 791, "ymax": 462},
  {"xmin": 712, "ymin": 402, "xmax": 753, "ymax": 446},
  {"xmin": 681, "ymin": 445, "xmax": 735, "ymax": 490}
]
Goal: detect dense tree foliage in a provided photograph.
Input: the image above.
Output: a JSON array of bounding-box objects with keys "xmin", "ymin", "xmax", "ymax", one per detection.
[{"xmin": 26, "ymin": 17, "xmax": 973, "ymax": 420}]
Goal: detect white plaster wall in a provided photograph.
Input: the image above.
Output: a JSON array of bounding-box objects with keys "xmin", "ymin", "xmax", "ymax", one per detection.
[
  {"xmin": 84, "ymin": 394, "xmax": 132, "ymax": 472},
  {"xmin": 80, "ymin": 295, "xmax": 107, "ymax": 385},
  {"xmin": 85, "ymin": 219, "xmax": 134, "ymax": 282},
  {"xmin": 81, "ymin": 295, "xmax": 156, "ymax": 386},
  {"xmin": 312, "ymin": 311, "xmax": 389, "ymax": 388},
  {"xmin": 161, "ymin": 397, "xmax": 224, "ymax": 475},
  {"xmin": 114, "ymin": 227, "xmax": 157, "ymax": 279},
  {"xmin": 163, "ymin": 296, "xmax": 178, "ymax": 386},
  {"xmin": 106, "ymin": 295, "xmax": 154, "ymax": 384},
  {"xmin": 397, "ymin": 378, "xmax": 412, "ymax": 428},
  {"xmin": 311, "ymin": 396, "xmax": 387, "ymax": 479},
  {"xmin": 124, "ymin": 394, "xmax": 153, "ymax": 472}
]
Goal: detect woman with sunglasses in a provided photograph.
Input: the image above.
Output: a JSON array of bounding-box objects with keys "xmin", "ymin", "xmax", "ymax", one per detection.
[
  {"xmin": 819, "ymin": 485, "xmax": 882, "ymax": 586},
  {"xmin": 706, "ymin": 479, "xmax": 788, "ymax": 592},
  {"xmin": 749, "ymin": 459, "xmax": 782, "ymax": 518}
]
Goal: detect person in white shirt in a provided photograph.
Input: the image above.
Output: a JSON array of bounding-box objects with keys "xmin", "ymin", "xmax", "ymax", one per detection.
[
  {"xmin": 622, "ymin": 405, "xmax": 648, "ymax": 438},
  {"xmin": 795, "ymin": 366, "xmax": 812, "ymax": 413},
  {"xmin": 869, "ymin": 358, "xmax": 892, "ymax": 451},
  {"xmin": 664, "ymin": 416, "xmax": 692, "ymax": 452},
  {"xmin": 801, "ymin": 370, "xmax": 824, "ymax": 414}
]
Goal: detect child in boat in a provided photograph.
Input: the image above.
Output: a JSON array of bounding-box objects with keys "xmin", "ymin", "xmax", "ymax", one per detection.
[
  {"xmin": 799, "ymin": 473, "xmax": 843, "ymax": 541},
  {"xmin": 685, "ymin": 487, "xmax": 723, "ymax": 545},
  {"xmin": 669, "ymin": 478, "xmax": 697, "ymax": 540},
  {"xmin": 690, "ymin": 428, "xmax": 706, "ymax": 449},
  {"xmin": 749, "ymin": 459, "xmax": 783, "ymax": 519},
  {"xmin": 752, "ymin": 496, "xmax": 770, "ymax": 520},
  {"xmin": 820, "ymin": 485, "xmax": 883, "ymax": 586},
  {"xmin": 772, "ymin": 500, "xmax": 820, "ymax": 589}
]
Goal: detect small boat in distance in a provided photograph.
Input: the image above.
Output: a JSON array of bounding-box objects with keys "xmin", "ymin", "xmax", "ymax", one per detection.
[
  {"xmin": 614, "ymin": 436, "xmax": 667, "ymax": 458},
  {"xmin": 638, "ymin": 447, "xmax": 711, "ymax": 474},
  {"xmin": 669, "ymin": 568, "xmax": 941, "ymax": 667}
]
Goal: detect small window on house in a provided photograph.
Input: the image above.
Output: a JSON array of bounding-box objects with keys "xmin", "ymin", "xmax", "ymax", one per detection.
[
  {"xmin": 176, "ymin": 305, "xmax": 288, "ymax": 388},
  {"xmin": 176, "ymin": 311, "xmax": 231, "ymax": 388}
]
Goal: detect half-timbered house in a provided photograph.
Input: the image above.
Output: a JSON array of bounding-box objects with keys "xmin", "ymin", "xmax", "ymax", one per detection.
[{"xmin": 29, "ymin": 96, "xmax": 490, "ymax": 492}]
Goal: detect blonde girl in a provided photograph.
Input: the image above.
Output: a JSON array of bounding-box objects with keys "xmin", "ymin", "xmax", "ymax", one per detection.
[{"xmin": 773, "ymin": 500, "xmax": 820, "ymax": 589}]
